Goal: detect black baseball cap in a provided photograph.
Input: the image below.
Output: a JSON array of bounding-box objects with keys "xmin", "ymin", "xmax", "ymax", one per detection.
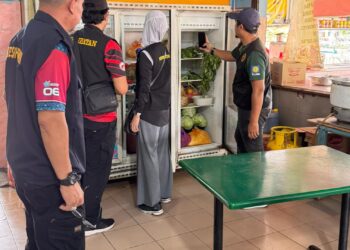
[
  {"xmin": 227, "ymin": 8, "xmax": 260, "ymax": 32},
  {"xmin": 84, "ymin": 0, "xmax": 108, "ymax": 11}
]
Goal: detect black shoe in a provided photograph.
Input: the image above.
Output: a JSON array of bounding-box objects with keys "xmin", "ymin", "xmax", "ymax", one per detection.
[
  {"xmin": 85, "ymin": 218, "xmax": 115, "ymax": 236},
  {"xmin": 138, "ymin": 203, "xmax": 164, "ymax": 216}
]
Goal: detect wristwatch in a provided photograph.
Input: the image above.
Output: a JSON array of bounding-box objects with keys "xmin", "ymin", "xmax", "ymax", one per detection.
[
  {"xmin": 59, "ymin": 171, "xmax": 81, "ymax": 186},
  {"xmin": 211, "ymin": 48, "xmax": 216, "ymax": 56}
]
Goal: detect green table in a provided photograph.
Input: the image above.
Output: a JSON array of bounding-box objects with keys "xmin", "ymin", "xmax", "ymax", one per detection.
[{"xmin": 179, "ymin": 146, "xmax": 350, "ymax": 250}]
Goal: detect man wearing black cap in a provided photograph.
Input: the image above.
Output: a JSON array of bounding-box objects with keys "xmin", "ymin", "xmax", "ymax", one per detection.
[
  {"xmin": 202, "ymin": 8, "xmax": 272, "ymax": 154},
  {"xmin": 73, "ymin": 0, "xmax": 128, "ymax": 236}
]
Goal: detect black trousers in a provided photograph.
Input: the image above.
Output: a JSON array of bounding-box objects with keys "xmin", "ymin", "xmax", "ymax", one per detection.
[
  {"xmin": 82, "ymin": 119, "xmax": 116, "ymax": 225},
  {"xmin": 16, "ymin": 182, "xmax": 84, "ymax": 250},
  {"xmin": 235, "ymin": 108, "xmax": 270, "ymax": 153}
]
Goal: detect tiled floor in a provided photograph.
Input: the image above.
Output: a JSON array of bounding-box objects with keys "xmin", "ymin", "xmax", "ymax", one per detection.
[{"xmin": 0, "ymin": 170, "xmax": 346, "ymax": 250}]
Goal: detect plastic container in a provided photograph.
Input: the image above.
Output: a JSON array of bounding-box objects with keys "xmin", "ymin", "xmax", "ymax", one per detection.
[
  {"xmin": 263, "ymin": 109, "xmax": 279, "ymax": 133},
  {"xmin": 194, "ymin": 96, "xmax": 213, "ymax": 106},
  {"xmin": 267, "ymin": 126, "xmax": 299, "ymax": 150}
]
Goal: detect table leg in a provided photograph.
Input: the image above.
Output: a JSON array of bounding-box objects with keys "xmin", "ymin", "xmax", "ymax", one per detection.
[
  {"xmin": 316, "ymin": 126, "xmax": 327, "ymax": 145},
  {"xmin": 214, "ymin": 197, "xmax": 223, "ymax": 250},
  {"xmin": 339, "ymin": 193, "xmax": 350, "ymax": 250}
]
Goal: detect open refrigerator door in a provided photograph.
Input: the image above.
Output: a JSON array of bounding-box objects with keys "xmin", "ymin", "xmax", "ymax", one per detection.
[
  {"xmin": 175, "ymin": 11, "xmax": 228, "ymax": 165},
  {"xmin": 224, "ymin": 18, "xmax": 240, "ymax": 153}
]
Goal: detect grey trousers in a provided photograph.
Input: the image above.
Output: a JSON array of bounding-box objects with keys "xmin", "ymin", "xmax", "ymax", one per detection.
[{"xmin": 137, "ymin": 119, "xmax": 172, "ymax": 207}]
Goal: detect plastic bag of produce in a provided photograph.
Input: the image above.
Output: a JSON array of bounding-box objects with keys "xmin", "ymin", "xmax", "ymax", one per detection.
[
  {"xmin": 188, "ymin": 128, "xmax": 212, "ymax": 146},
  {"xmin": 181, "ymin": 128, "xmax": 191, "ymax": 147}
]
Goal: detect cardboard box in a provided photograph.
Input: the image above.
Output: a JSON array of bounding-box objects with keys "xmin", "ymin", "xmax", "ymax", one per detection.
[
  {"xmin": 295, "ymin": 127, "xmax": 317, "ymax": 146},
  {"xmin": 271, "ymin": 61, "xmax": 307, "ymax": 85}
]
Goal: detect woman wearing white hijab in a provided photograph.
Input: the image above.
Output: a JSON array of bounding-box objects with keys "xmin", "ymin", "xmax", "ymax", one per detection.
[{"xmin": 130, "ymin": 11, "xmax": 172, "ymax": 215}]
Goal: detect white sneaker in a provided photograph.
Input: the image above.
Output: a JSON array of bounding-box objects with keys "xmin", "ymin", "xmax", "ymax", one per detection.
[{"xmin": 161, "ymin": 198, "xmax": 172, "ymax": 204}]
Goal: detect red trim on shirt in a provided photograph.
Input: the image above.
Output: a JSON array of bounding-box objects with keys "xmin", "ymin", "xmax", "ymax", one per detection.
[
  {"xmin": 35, "ymin": 48, "xmax": 70, "ymax": 106},
  {"xmin": 104, "ymin": 40, "xmax": 125, "ymax": 79},
  {"xmin": 83, "ymin": 112, "xmax": 117, "ymax": 122}
]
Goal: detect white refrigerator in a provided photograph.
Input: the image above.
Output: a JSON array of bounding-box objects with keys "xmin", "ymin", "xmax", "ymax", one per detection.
[{"xmin": 105, "ymin": 6, "xmax": 238, "ymax": 180}]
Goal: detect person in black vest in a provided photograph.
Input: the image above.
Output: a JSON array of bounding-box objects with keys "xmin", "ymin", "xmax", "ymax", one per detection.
[
  {"xmin": 130, "ymin": 11, "xmax": 172, "ymax": 215},
  {"xmin": 73, "ymin": 0, "xmax": 128, "ymax": 235},
  {"xmin": 5, "ymin": 0, "xmax": 86, "ymax": 249},
  {"xmin": 202, "ymin": 8, "xmax": 272, "ymax": 154}
]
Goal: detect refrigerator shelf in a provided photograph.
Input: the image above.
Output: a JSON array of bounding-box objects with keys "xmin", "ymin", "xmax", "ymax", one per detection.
[
  {"xmin": 181, "ymin": 57, "xmax": 203, "ymax": 61},
  {"xmin": 125, "ymin": 59, "xmax": 137, "ymax": 64},
  {"xmin": 177, "ymin": 147, "xmax": 227, "ymax": 167},
  {"xmin": 181, "ymin": 104, "xmax": 213, "ymax": 109},
  {"xmin": 180, "ymin": 79, "xmax": 202, "ymax": 83},
  {"xmin": 179, "ymin": 142, "xmax": 221, "ymax": 154}
]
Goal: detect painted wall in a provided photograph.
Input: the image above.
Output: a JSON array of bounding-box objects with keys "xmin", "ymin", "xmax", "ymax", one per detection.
[
  {"xmin": 0, "ymin": 0, "xmax": 22, "ymax": 167},
  {"xmin": 232, "ymin": 0, "xmax": 267, "ymax": 17}
]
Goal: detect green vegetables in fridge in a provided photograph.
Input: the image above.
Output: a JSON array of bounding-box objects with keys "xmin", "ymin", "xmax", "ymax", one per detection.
[
  {"xmin": 198, "ymin": 53, "xmax": 221, "ymax": 96},
  {"xmin": 181, "ymin": 71, "xmax": 202, "ymax": 81},
  {"xmin": 181, "ymin": 47, "xmax": 203, "ymax": 59},
  {"xmin": 181, "ymin": 107, "xmax": 197, "ymax": 117},
  {"xmin": 192, "ymin": 114, "xmax": 208, "ymax": 128},
  {"xmin": 181, "ymin": 116, "xmax": 194, "ymax": 130}
]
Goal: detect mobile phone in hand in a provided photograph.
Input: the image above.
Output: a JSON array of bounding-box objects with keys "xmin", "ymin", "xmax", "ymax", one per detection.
[{"xmin": 198, "ymin": 32, "xmax": 206, "ymax": 48}]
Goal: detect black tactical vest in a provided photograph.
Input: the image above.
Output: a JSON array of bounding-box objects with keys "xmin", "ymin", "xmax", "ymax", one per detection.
[
  {"xmin": 135, "ymin": 42, "xmax": 171, "ymax": 111},
  {"xmin": 232, "ymin": 38, "xmax": 272, "ymax": 110},
  {"xmin": 73, "ymin": 25, "xmax": 115, "ymax": 85},
  {"xmin": 5, "ymin": 11, "xmax": 85, "ymax": 185}
]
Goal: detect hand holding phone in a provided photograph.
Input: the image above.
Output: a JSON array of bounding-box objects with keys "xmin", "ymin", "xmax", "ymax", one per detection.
[{"xmin": 198, "ymin": 32, "xmax": 206, "ymax": 48}]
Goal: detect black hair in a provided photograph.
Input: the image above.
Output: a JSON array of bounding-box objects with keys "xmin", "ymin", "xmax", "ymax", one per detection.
[
  {"xmin": 236, "ymin": 20, "xmax": 259, "ymax": 34},
  {"xmin": 82, "ymin": 8, "xmax": 109, "ymax": 25}
]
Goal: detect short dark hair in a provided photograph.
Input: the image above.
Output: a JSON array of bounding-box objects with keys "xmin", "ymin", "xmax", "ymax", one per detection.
[
  {"xmin": 82, "ymin": 8, "xmax": 108, "ymax": 25},
  {"xmin": 236, "ymin": 20, "xmax": 258, "ymax": 34}
]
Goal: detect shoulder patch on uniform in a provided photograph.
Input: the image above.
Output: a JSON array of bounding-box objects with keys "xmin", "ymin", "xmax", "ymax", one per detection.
[
  {"xmin": 159, "ymin": 54, "xmax": 171, "ymax": 61},
  {"xmin": 7, "ymin": 46, "xmax": 23, "ymax": 64},
  {"xmin": 251, "ymin": 65, "xmax": 261, "ymax": 76}
]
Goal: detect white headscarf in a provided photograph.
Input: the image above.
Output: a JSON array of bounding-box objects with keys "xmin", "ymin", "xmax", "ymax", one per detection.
[{"xmin": 142, "ymin": 11, "xmax": 169, "ymax": 47}]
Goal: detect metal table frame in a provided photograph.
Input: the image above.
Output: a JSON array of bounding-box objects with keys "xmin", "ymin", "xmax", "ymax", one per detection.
[
  {"xmin": 180, "ymin": 146, "xmax": 350, "ymax": 250},
  {"xmin": 213, "ymin": 194, "xmax": 350, "ymax": 250},
  {"xmin": 317, "ymin": 125, "xmax": 350, "ymax": 145}
]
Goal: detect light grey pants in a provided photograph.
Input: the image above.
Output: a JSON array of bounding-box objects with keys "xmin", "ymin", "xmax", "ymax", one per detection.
[{"xmin": 137, "ymin": 119, "xmax": 173, "ymax": 207}]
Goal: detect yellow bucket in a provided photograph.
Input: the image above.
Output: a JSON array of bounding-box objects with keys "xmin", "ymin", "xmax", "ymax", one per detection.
[{"xmin": 267, "ymin": 126, "xmax": 298, "ymax": 150}]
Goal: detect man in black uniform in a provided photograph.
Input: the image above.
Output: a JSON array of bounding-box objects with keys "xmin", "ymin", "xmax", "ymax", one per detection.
[
  {"xmin": 202, "ymin": 8, "xmax": 272, "ymax": 153},
  {"xmin": 73, "ymin": 0, "xmax": 128, "ymax": 236},
  {"xmin": 5, "ymin": 0, "xmax": 85, "ymax": 248}
]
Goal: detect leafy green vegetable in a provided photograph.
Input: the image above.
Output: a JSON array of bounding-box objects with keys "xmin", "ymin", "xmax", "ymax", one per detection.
[
  {"xmin": 181, "ymin": 116, "xmax": 194, "ymax": 130},
  {"xmin": 181, "ymin": 107, "xmax": 197, "ymax": 117},
  {"xmin": 181, "ymin": 71, "xmax": 202, "ymax": 81},
  {"xmin": 193, "ymin": 114, "xmax": 207, "ymax": 128},
  {"xmin": 181, "ymin": 47, "xmax": 203, "ymax": 59},
  {"xmin": 180, "ymin": 46, "xmax": 221, "ymax": 96},
  {"xmin": 198, "ymin": 53, "xmax": 221, "ymax": 96}
]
